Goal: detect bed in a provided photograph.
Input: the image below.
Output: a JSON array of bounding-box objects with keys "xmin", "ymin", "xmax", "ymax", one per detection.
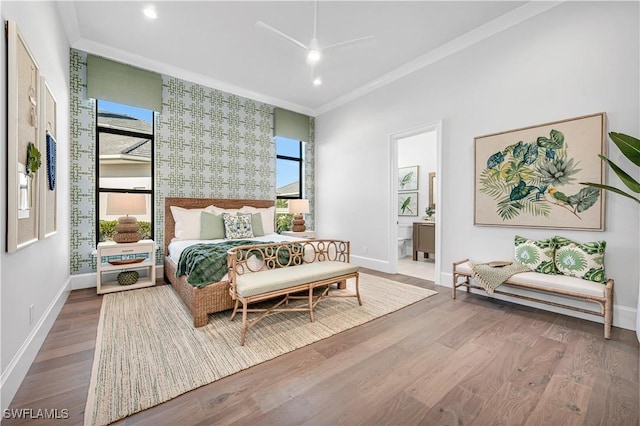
[{"xmin": 164, "ymin": 197, "xmax": 290, "ymax": 327}]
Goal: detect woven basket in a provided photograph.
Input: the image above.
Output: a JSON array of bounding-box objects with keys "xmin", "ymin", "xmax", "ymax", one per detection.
[{"xmin": 117, "ymin": 270, "xmax": 139, "ymax": 286}]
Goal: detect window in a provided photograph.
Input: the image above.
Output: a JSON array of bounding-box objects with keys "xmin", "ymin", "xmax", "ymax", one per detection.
[
  {"xmin": 96, "ymin": 100, "xmax": 154, "ymax": 242},
  {"xmin": 275, "ymin": 136, "xmax": 304, "ymax": 232},
  {"xmin": 276, "ymin": 136, "xmax": 303, "ymax": 199}
]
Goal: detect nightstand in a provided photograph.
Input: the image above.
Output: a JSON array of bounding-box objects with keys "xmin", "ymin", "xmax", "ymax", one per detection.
[
  {"xmin": 281, "ymin": 230, "xmax": 316, "ymax": 239},
  {"xmin": 96, "ymin": 240, "xmax": 156, "ymax": 294}
]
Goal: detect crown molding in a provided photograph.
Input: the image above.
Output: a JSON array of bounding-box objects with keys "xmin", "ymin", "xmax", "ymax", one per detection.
[
  {"xmin": 313, "ymin": 1, "xmax": 564, "ymax": 116},
  {"xmin": 71, "ymin": 38, "xmax": 315, "ymax": 117},
  {"xmin": 60, "ymin": 1, "xmax": 563, "ymax": 118},
  {"xmin": 56, "ymin": 1, "xmax": 81, "ymax": 46}
]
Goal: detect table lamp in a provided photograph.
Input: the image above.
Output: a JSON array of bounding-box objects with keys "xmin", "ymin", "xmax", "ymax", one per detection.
[
  {"xmin": 107, "ymin": 193, "xmax": 146, "ymax": 243},
  {"xmin": 288, "ymin": 199, "xmax": 310, "ymax": 232}
]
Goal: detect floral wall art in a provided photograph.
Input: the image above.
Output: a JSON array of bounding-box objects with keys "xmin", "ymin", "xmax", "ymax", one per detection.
[{"xmin": 474, "ymin": 113, "xmax": 606, "ymax": 230}]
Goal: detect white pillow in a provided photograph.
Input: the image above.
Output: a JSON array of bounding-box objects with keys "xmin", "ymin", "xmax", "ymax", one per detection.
[
  {"xmin": 240, "ymin": 206, "xmax": 275, "ymax": 234},
  {"xmin": 210, "ymin": 206, "xmax": 241, "ymax": 216},
  {"xmin": 170, "ymin": 205, "xmax": 215, "ymax": 240}
]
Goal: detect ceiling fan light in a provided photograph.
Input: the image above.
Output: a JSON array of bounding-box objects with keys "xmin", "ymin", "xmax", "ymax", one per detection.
[
  {"xmin": 307, "ymin": 49, "xmax": 321, "ymax": 63},
  {"xmin": 143, "ymin": 6, "xmax": 157, "ymax": 19},
  {"xmin": 313, "ymin": 77, "xmax": 322, "ymax": 86}
]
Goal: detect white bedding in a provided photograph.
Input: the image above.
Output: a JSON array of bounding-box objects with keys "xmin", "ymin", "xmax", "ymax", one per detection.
[{"xmin": 167, "ymin": 233, "xmax": 304, "ymax": 264}]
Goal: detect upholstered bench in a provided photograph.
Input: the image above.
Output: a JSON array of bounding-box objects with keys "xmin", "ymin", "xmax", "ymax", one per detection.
[
  {"xmin": 227, "ymin": 240, "xmax": 361, "ymax": 345},
  {"xmin": 453, "ymin": 259, "xmax": 614, "ymax": 339}
]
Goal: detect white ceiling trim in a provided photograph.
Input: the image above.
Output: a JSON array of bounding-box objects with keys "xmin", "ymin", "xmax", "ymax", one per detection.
[
  {"xmin": 55, "ymin": 1, "xmax": 81, "ymax": 46},
  {"xmin": 70, "ymin": 37, "xmax": 316, "ymax": 116},
  {"xmin": 59, "ymin": 1, "xmax": 562, "ymax": 118},
  {"xmin": 314, "ymin": 1, "xmax": 564, "ymax": 116}
]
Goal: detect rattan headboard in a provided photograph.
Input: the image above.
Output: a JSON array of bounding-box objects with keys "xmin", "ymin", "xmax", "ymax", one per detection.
[{"xmin": 163, "ymin": 197, "xmax": 275, "ymax": 255}]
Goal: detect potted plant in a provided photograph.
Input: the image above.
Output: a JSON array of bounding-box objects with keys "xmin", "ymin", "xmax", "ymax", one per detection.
[
  {"xmin": 582, "ymin": 132, "xmax": 639, "ymax": 203},
  {"xmin": 582, "ymin": 131, "xmax": 640, "ymax": 341}
]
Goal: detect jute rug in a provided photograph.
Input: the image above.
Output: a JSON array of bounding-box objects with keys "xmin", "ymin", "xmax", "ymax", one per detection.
[{"xmin": 84, "ymin": 273, "xmax": 437, "ymax": 425}]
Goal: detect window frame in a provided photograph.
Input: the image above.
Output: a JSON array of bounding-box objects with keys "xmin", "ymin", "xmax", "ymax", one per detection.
[
  {"xmin": 95, "ymin": 101, "xmax": 155, "ymax": 244},
  {"xmin": 276, "ymin": 137, "xmax": 303, "ymax": 200}
]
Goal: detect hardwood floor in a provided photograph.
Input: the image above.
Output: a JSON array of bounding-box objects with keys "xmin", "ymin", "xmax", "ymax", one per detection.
[{"xmin": 6, "ymin": 270, "xmax": 639, "ymax": 425}]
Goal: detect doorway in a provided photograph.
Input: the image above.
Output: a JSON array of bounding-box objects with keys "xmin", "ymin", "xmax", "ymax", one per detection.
[{"xmin": 390, "ymin": 122, "xmax": 442, "ymax": 283}]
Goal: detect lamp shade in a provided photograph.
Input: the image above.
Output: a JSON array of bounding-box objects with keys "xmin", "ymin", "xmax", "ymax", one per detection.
[
  {"xmin": 106, "ymin": 193, "xmax": 147, "ymax": 216},
  {"xmin": 288, "ymin": 199, "xmax": 309, "ymax": 214}
]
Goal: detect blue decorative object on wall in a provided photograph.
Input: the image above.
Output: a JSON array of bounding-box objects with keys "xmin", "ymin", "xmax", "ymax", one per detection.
[{"xmin": 46, "ymin": 133, "xmax": 56, "ymax": 190}]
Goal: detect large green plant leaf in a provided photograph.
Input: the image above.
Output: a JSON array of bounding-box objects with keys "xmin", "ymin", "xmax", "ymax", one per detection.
[
  {"xmin": 567, "ymin": 187, "xmax": 600, "ymax": 213},
  {"xmin": 581, "ymin": 182, "xmax": 640, "ymax": 204},
  {"xmin": 610, "ymin": 132, "xmax": 640, "ymax": 168},
  {"xmin": 598, "ymin": 154, "xmax": 640, "ymax": 193},
  {"xmin": 537, "ymin": 129, "xmax": 564, "ymax": 149}
]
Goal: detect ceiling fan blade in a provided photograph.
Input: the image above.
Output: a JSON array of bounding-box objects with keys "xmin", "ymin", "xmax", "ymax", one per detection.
[
  {"xmin": 255, "ymin": 21, "xmax": 308, "ymax": 50},
  {"xmin": 321, "ymin": 35, "xmax": 375, "ymax": 51}
]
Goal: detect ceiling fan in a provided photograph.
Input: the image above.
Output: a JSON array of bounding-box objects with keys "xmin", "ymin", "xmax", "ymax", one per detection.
[{"xmin": 256, "ymin": 1, "xmax": 375, "ymax": 85}]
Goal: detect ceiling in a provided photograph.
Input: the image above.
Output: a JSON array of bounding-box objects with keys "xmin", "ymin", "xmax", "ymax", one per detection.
[{"xmin": 59, "ymin": 1, "xmax": 534, "ymax": 116}]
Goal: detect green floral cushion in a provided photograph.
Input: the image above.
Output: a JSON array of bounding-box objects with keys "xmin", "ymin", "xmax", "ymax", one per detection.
[
  {"xmin": 222, "ymin": 213, "xmax": 253, "ymax": 239},
  {"xmin": 514, "ymin": 236, "xmax": 557, "ymax": 274},
  {"xmin": 554, "ymin": 236, "xmax": 606, "ymax": 283}
]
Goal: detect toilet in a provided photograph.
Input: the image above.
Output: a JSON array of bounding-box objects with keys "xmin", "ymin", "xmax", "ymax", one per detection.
[
  {"xmin": 397, "ymin": 225, "xmax": 412, "ymax": 258},
  {"xmin": 397, "ymin": 237, "xmax": 408, "ymax": 258}
]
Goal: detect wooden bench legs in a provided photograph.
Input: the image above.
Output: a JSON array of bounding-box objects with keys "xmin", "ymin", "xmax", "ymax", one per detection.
[
  {"xmin": 231, "ymin": 275, "xmax": 361, "ymax": 346},
  {"xmin": 452, "ymin": 260, "xmax": 615, "ymax": 340}
]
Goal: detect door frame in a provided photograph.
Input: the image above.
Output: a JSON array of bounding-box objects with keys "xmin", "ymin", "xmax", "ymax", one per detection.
[{"xmin": 389, "ymin": 120, "xmax": 442, "ymax": 284}]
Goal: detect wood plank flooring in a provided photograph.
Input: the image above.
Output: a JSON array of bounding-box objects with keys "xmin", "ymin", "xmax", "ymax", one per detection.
[{"xmin": 5, "ymin": 270, "xmax": 639, "ymax": 425}]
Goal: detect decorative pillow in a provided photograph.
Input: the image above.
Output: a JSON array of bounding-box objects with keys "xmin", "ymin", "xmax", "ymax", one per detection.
[
  {"xmin": 514, "ymin": 236, "xmax": 557, "ymax": 275},
  {"xmin": 250, "ymin": 212, "xmax": 265, "ymax": 237},
  {"xmin": 554, "ymin": 236, "xmax": 606, "ymax": 283},
  {"xmin": 170, "ymin": 205, "xmax": 215, "ymax": 240},
  {"xmin": 222, "ymin": 212, "xmax": 253, "ymax": 239},
  {"xmin": 210, "ymin": 206, "xmax": 241, "ymax": 216},
  {"xmin": 200, "ymin": 211, "xmax": 225, "ymax": 240},
  {"xmin": 240, "ymin": 206, "xmax": 276, "ymax": 234}
]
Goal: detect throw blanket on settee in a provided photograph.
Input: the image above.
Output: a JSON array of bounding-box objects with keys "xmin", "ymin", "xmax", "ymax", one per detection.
[
  {"xmin": 176, "ymin": 240, "xmax": 299, "ymax": 288},
  {"xmin": 470, "ymin": 261, "xmax": 531, "ymax": 295}
]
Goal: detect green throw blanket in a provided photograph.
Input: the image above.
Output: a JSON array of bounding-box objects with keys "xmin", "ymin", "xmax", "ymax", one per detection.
[
  {"xmin": 470, "ymin": 261, "xmax": 531, "ymax": 295},
  {"xmin": 176, "ymin": 240, "xmax": 299, "ymax": 288}
]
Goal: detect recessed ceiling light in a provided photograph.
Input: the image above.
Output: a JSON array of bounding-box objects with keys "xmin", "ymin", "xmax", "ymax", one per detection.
[
  {"xmin": 143, "ymin": 6, "xmax": 157, "ymax": 19},
  {"xmin": 313, "ymin": 78, "xmax": 322, "ymax": 86}
]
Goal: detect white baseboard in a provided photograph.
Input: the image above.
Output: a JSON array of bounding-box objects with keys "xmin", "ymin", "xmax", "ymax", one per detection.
[
  {"xmin": 350, "ymin": 255, "xmax": 392, "ymax": 273},
  {"xmin": 439, "ymin": 271, "xmax": 637, "ymax": 331},
  {"xmin": 1, "ymin": 277, "xmax": 71, "ymax": 412},
  {"xmin": 70, "ymin": 265, "xmax": 165, "ymax": 290}
]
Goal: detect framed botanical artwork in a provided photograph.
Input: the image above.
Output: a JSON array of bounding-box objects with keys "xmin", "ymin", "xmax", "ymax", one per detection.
[
  {"xmin": 399, "ymin": 166, "xmax": 418, "ymax": 191},
  {"xmin": 399, "ymin": 192, "xmax": 418, "ymax": 216},
  {"xmin": 6, "ymin": 21, "xmax": 41, "ymax": 252},
  {"xmin": 475, "ymin": 112, "xmax": 606, "ymax": 230},
  {"xmin": 39, "ymin": 77, "xmax": 58, "ymax": 239}
]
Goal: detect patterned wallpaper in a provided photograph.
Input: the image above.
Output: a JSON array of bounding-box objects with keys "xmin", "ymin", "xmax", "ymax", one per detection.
[
  {"xmin": 69, "ymin": 49, "xmax": 315, "ymax": 273},
  {"xmin": 70, "ymin": 50, "xmax": 97, "ymax": 273}
]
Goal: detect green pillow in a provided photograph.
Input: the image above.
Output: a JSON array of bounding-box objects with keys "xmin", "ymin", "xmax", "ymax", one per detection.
[
  {"xmin": 250, "ymin": 212, "xmax": 265, "ymax": 237},
  {"xmin": 514, "ymin": 235, "xmax": 557, "ymax": 275},
  {"xmin": 554, "ymin": 236, "xmax": 606, "ymax": 283},
  {"xmin": 200, "ymin": 211, "xmax": 225, "ymax": 239}
]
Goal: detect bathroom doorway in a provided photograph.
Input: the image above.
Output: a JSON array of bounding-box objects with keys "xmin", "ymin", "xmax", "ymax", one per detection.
[{"xmin": 390, "ymin": 122, "xmax": 441, "ymax": 283}]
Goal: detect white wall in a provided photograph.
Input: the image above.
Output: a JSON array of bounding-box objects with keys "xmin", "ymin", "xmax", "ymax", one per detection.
[
  {"xmin": 1, "ymin": 2, "xmax": 70, "ymax": 409},
  {"xmin": 316, "ymin": 2, "xmax": 640, "ymax": 328}
]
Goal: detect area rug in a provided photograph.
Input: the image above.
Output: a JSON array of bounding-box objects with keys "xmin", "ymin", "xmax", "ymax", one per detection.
[{"xmin": 84, "ymin": 273, "xmax": 437, "ymax": 425}]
